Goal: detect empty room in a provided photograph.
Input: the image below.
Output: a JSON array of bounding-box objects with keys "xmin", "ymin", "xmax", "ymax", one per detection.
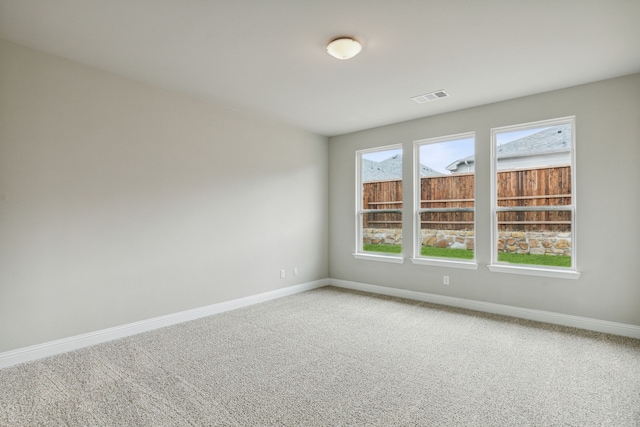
[{"xmin": 1, "ymin": 1, "xmax": 639, "ymax": 425}]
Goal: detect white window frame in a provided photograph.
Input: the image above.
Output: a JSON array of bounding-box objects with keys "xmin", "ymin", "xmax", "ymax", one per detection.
[
  {"xmin": 488, "ymin": 116, "xmax": 580, "ymax": 279},
  {"xmin": 353, "ymin": 144, "xmax": 405, "ymax": 264},
  {"xmin": 411, "ymin": 132, "xmax": 478, "ymax": 270}
]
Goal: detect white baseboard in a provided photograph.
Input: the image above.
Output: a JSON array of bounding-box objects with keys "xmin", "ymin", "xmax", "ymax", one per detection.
[
  {"xmin": 3, "ymin": 277, "xmax": 637, "ymax": 370},
  {"xmin": 330, "ymin": 279, "xmax": 640, "ymax": 339},
  {"xmin": 0, "ymin": 279, "xmax": 328, "ymax": 370}
]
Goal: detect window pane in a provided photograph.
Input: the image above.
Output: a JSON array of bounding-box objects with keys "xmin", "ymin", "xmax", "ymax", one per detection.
[
  {"xmin": 497, "ymin": 210, "xmax": 572, "ymax": 267},
  {"xmin": 497, "ymin": 166, "xmax": 572, "ymax": 207},
  {"xmin": 360, "ymin": 147, "xmax": 402, "ymax": 254},
  {"xmin": 496, "ymin": 124, "xmax": 572, "ymax": 171},
  {"xmin": 362, "ymin": 179, "xmax": 403, "ymax": 211},
  {"xmin": 497, "ymin": 210, "xmax": 572, "ymax": 232},
  {"xmin": 419, "ymin": 212, "xmax": 474, "ymax": 259},
  {"xmin": 417, "ymin": 135, "xmax": 475, "ymax": 260},
  {"xmin": 362, "ymin": 212, "xmax": 402, "ymax": 254},
  {"xmin": 493, "ymin": 120, "xmax": 575, "ymax": 269}
]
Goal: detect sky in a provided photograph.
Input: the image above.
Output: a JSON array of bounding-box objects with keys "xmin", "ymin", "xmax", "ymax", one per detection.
[
  {"xmin": 361, "ymin": 138, "xmax": 474, "ymax": 174},
  {"xmin": 362, "ymin": 148, "xmax": 402, "ymax": 162},
  {"xmin": 363, "ymin": 127, "xmax": 550, "ymax": 174},
  {"xmin": 496, "ymin": 126, "xmax": 549, "ymax": 146},
  {"xmin": 419, "ymin": 137, "xmax": 474, "ymax": 174}
]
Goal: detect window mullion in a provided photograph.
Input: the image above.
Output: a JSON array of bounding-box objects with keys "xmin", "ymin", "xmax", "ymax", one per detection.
[
  {"xmin": 361, "ymin": 209, "xmax": 402, "ymax": 214},
  {"xmin": 418, "ymin": 208, "xmax": 475, "ymax": 213},
  {"xmin": 495, "ymin": 206, "xmax": 572, "ymax": 212}
]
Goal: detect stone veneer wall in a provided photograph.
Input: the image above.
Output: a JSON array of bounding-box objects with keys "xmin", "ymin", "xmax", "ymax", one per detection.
[
  {"xmin": 363, "ymin": 228, "xmax": 572, "ymax": 256},
  {"xmin": 363, "ymin": 228, "xmax": 403, "ymax": 246},
  {"xmin": 496, "ymin": 231, "xmax": 571, "ymax": 256}
]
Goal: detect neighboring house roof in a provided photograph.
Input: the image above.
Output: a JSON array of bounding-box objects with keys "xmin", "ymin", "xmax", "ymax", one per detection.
[
  {"xmin": 363, "ymin": 154, "xmax": 442, "ymax": 182},
  {"xmin": 445, "ymin": 124, "xmax": 572, "ymax": 171},
  {"xmin": 444, "ymin": 154, "xmax": 475, "ymax": 172}
]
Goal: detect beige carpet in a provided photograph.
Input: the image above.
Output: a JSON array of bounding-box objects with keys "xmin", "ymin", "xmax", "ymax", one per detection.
[{"xmin": 1, "ymin": 286, "xmax": 639, "ymax": 426}]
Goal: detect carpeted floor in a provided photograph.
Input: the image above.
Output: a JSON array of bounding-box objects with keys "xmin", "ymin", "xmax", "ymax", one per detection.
[{"xmin": 1, "ymin": 286, "xmax": 640, "ymax": 426}]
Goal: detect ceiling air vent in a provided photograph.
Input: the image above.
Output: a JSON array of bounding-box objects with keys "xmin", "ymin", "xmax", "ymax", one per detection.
[{"xmin": 412, "ymin": 90, "xmax": 450, "ymax": 104}]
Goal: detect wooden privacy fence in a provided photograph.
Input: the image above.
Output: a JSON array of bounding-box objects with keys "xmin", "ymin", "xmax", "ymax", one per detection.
[{"xmin": 363, "ymin": 165, "xmax": 571, "ymax": 231}]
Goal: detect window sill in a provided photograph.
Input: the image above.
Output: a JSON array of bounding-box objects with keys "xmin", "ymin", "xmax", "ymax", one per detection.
[
  {"xmin": 410, "ymin": 258, "xmax": 478, "ymax": 270},
  {"xmin": 487, "ymin": 264, "xmax": 580, "ymax": 279},
  {"xmin": 353, "ymin": 253, "xmax": 405, "ymax": 264}
]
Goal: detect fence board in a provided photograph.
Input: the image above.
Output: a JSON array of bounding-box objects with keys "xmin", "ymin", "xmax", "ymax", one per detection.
[{"xmin": 362, "ymin": 166, "xmax": 571, "ymax": 231}]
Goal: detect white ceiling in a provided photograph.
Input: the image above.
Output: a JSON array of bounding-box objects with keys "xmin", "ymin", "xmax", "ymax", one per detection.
[{"xmin": 1, "ymin": 0, "xmax": 639, "ymax": 136}]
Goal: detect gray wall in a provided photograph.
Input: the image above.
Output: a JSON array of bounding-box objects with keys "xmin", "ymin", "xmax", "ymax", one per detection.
[
  {"xmin": 2, "ymin": 36, "xmax": 638, "ymax": 354},
  {"xmin": 329, "ymin": 73, "xmax": 640, "ymax": 326},
  {"xmin": 0, "ymin": 40, "xmax": 329, "ymax": 353}
]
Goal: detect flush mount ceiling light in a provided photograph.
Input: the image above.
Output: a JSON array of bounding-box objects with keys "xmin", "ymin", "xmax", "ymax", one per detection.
[{"xmin": 326, "ymin": 37, "xmax": 362, "ymax": 60}]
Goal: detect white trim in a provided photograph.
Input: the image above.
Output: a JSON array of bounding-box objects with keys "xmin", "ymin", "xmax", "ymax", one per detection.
[
  {"xmin": 414, "ymin": 131, "xmax": 477, "ymax": 146},
  {"xmin": 356, "ymin": 144, "xmax": 403, "ymax": 156},
  {"xmin": 490, "ymin": 116, "xmax": 578, "ymax": 274},
  {"xmin": 490, "ymin": 116, "xmax": 576, "ymax": 136},
  {"xmin": 355, "ymin": 144, "xmax": 403, "ymax": 255},
  {"xmin": 329, "ymin": 279, "xmax": 640, "ymax": 339},
  {"xmin": 0, "ymin": 279, "xmax": 328, "ymax": 370},
  {"xmin": 353, "ymin": 253, "xmax": 405, "ymax": 264},
  {"xmin": 410, "ymin": 257, "xmax": 478, "ymax": 270},
  {"xmin": 413, "ymin": 140, "xmax": 421, "ymax": 259},
  {"xmin": 413, "ymin": 132, "xmax": 476, "ymax": 263},
  {"xmin": 487, "ymin": 264, "xmax": 580, "ymax": 279}
]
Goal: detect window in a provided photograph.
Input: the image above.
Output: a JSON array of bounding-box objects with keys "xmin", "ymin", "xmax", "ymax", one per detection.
[
  {"xmin": 354, "ymin": 145, "xmax": 404, "ymax": 263},
  {"xmin": 412, "ymin": 133, "xmax": 477, "ymax": 269},
  {"xmin": 489, "ymin": 117, "xmax": 579, "ymax": 279}
]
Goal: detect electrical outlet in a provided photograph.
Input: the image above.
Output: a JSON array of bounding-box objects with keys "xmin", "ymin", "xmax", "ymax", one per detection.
[
  {"xmin": 280, "ymin": 269, "xmax": 286, "ymax": 279},
  {"xmin": 293, "ymin": 267, "xmax": 299, "ymax": 276},
  {"xmin": 443, "ymin": 276, "xmax": 450, "ymax": 285}
]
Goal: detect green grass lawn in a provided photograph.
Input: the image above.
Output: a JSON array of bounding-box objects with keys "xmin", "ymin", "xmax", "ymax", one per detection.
[
  {"xmin": 363, "ymin": 243, "xmax": 402, "ymax": 254},
  {"xmin": 363, "ymin": 244, "xmax": 473, "ymax": 258},
  {"xmin": 421, "ymin": 246, "xmax": 474, "ymax": 259},
  {"xmin": 498, "ymin": 252, "xmax": 571, "ymax": 267},
  {"xmin": 364, "ymin": 244, "xmax": 571, "ymax": 267}
]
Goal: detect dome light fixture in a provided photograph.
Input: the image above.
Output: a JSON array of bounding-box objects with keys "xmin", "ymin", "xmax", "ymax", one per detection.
[{"xmin": 326, "ymin": 37, "xmax": 362, "ymax": 60}]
